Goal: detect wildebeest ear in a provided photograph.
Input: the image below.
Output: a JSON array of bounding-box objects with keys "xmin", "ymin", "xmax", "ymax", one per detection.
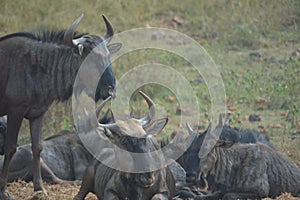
[
  {"xmin": 215, "ymin": 140, "xmax": 234, "ymax": 148},
  {"xmin": 144, "ymin": 118, "xmax": 168, "ymax": 135},
  {"xmin": 107, "ymin": 43, "xmax": 122, "ymax": 54}
]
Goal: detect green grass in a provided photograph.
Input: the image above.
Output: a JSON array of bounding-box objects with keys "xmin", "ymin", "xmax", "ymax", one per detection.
[{"xmin": 1, "ymin": 0, "xmax": 300, "ymax": 165}]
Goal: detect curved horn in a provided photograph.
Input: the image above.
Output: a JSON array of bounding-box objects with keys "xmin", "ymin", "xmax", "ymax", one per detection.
[
  {"xmin": 95, "ymin": 96, "xmax": 112, "ymax": 118},
  {"xmin": 96, "ymin": 96, "xmax": 118, "ymax": 130},
  {"xmin": 218, "ymin": 113, "xmax": 223, "ymax": 128},
  {"xmin": 206, "ymin": 121, "xmax": 212, "ymax": 134},
  {"xmin": 64, "ymin": 14, "xmax": 84, "ymax": 47},
  {"xmin": 186, "ymin": 120, "xmax": 212, "ymax": 137},
  {"xmin": 224, "ymin": 113, "xmax": 231, "ymax": 126},
  {"xmin": 186, "ymin": 123, "xmax": 194, "ymax": 135},
  {"xmin": 102, "ymin": 14, "xmax": 114, "ymax": 42},
  {"xmin": 137, "ymin": 91, "xmax": 155, "ymax": 126}
]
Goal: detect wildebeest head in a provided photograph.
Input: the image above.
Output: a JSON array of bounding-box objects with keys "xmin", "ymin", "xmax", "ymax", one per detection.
[
  {"xmin": 96, "ymin": 91, "xmax": 168, "ymax": 188},
  {"xmin": 180, "ymin": 114, "xmax": 224, "ymax": 186},
  {"xmin": 0, "ymin": 116, "xmax": 7, "ymax": 155},
  {"xmin": 65, "ymin": 14, "xmax": 122, "ymax": 101}
]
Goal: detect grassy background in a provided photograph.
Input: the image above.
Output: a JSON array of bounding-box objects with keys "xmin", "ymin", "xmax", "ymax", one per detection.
[{"xmin": 0, "ymin": 0, "xmax": 299, "ymax": 166}]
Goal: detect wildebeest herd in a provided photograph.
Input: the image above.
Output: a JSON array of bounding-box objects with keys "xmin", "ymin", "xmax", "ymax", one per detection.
[{"xmin": 0, "ymin": 14, "xmax": 299, "ymax": 200}]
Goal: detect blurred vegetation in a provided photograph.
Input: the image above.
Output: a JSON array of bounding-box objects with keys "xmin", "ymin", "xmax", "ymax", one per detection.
[{"xmin": 0, "ymin": 0, "xmax": 299, "ymax": 164}]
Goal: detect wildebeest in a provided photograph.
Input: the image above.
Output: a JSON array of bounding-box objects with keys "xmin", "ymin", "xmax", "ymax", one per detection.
[
  {"xmin": 0, "ymin": 14, "xmax": 122, "ymax": 199},
  {"xmin": 185, "ymin": 115, "xmax": 300, "ymax": 199},
  {"xmin": 0, "ymin": 111, "xmax": 112, "ymax": 184},
  {"xmin": 177, "ymin": 116, "xmax": 275, "ymax": 186},
  {"xmin": 0, "ymin": 113, "xmax": 185, "ymax": 194},
  {"xmin": 74, "ymin": 91, "xmax": 176, "ymax": 200},
  {"xmin": 219, "ymin": 125, "xmax": 275, "ymax": 149},
  {"xmin": 0, "ymin": 130, "xmax": 91, "ymax": 184}
]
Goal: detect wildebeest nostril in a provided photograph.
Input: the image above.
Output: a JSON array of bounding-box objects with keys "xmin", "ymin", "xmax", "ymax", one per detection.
[
  {"xmin": 108, "ymin": 87, "xmax": 116, "ymax": 99},
  {"xmin": 186, "ymin": 172, "xmax": 197, "ymax": 183}
]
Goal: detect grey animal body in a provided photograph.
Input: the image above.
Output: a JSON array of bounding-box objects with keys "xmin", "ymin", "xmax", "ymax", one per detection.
[
  {"xmin": 177, "ymin": 122, "xmax": 275, "ymax": 186},
  {"xmin": 0, "ymin": 130, "xmax": 91, "ymax": 183},
  {"xmin": 74, "ymin": 92, "xmax": 176, "ymax": 200},
  {"xmin": 186, "ymin": 115, "xmax": 300, "ymax": 199},
  {"xmin": 0, "ymin": 114, "xmax": 183, "ymax": 190},
  {"xmin": 0, "ymin": 14, "xmax": 121, "ymax": 199},
  {"xmin": 199, "ymin": 142, "xmax": 300, "ymax": 199}
]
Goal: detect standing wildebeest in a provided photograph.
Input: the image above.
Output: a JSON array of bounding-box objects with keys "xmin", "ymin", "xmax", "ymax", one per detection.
[
  {"xmin": 184, "ymin": 115, "xmax": 300, "ymax": 199},
  {"xmin": 0, "ymin": 14, "xmax": 122, "ymax": 199},
  {"xmin": 74, "ymin": 91, "xmax": 176, "ymax": 200}
]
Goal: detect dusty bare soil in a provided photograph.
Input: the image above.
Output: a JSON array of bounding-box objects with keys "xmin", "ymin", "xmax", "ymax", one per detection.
[
  {"xmin": 6, "ymin": 181, "xmax": 97, "ymax": 200},
  {"xmin": 6, "ymin": 180, "xmax": 300, "ymax": 200}
]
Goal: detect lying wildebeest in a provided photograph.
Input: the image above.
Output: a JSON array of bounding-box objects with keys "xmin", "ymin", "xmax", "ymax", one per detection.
[
  {"xmin": 0, "ymin": 112, "xmax": 185, "ymax": 193},
  {"xmin": 0, "ymin": 130, "xmax": 91, "ymax": 184},
  {"xmin": 185, "ymin": 115, "xmax": 300, "ymax": 199},
  {"xmin": 219, "ymin": 124, "xmax": 275, "ymax": 149},
  {"xmin": 74, "ymin": 91, "xmax": 176, "ymax": 200},
  {"xmin": 0, "ymin": 111, "xmax": 113, "ymax": 184},
  {"xmin": 177, "ymin": 117, "xmax": 275, "ymax": 186},
  {"xmin": 0, "ymin": 13, "xmax": 121, "ymax": 199}
]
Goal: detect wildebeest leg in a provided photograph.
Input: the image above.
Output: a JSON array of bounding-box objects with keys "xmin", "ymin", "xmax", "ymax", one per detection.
[
  {"xmin": 0, "ymin": 112, "xmax": 24, "ymax": 200},
  {"xmin": 40, "ymin": 160, "xmax": 81, "ymax": 186},
  {"xmin": 39, "ymin": 159, "xmax": 64, "ymax": 184},
  {"xmin": 29, "ymin": 114, "xmax": 46, "ymax": 194},
  {"xmin": 103, "ymin": 189, "xmax": 120, "ymax": 200},
  {"xmin": 73, "ymin": 165, "xmax": 95, "ymax": 200}
]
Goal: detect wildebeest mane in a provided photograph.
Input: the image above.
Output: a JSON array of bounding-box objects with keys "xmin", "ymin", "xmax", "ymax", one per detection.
[{"xmin": 0, "ymin": 30, "xmax": 86, "ymax": 44}]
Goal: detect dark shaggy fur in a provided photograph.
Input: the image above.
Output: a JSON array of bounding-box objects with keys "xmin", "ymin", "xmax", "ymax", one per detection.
[
  {"xmin": 0, "ymin": 15, "xmax": 120, "ymax": 199},
  {"xmin": 201, "ymin": 143, "xmax": 300, "ymax": 199}
]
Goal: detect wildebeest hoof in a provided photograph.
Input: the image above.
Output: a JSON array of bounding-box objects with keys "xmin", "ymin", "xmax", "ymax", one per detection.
[
  {"xmin": 27, "ymin": 190, "xmax": 48, "ymax": 200},
  {"xmin": 0, "ymin": 190, "xmax": 12, "ymax": 200}
]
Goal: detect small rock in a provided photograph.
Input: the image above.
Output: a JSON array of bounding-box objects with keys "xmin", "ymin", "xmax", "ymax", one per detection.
[
  {"xmin": 165, "ymin": 95, "xmax": 176, "ymax": 103},
  {"xmin": 280, "ymin": 112, "xmax": 287, "ymax": 117},
  {"xmin": 274, "ymin": 123, "xmax": 283, "ymax": 128},
  {"xmin": 151, "ymin": 30, "xmax": 165, "ymax": 40},
  {"xmin": 172, "ymin": 15, "xmax": 184, "ymax": 26},
  {"xmin": 248, "ymin": 114, "xmax": 261, "ymax": 122}
]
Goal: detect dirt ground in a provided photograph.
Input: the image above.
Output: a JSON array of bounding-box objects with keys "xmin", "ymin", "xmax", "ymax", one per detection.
[
  {"xmin": 6, "ymin": 180, "xmax": 300, "ymax": 200},
  {"xmin": 6, "ymin": 181, "xmax": 97, "ymax": 200}
]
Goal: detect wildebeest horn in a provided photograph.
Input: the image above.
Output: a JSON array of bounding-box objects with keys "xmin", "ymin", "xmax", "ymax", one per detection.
[
  {"xmin": 186, "ymin": 120, "xmax": 212, "ymax": 136},
  {"xmin": 137, "ymin": 91, "xmax": 155, "ymax": 126},
  {"xmin": 64, "ymin": 14, "xmax": 84, "ymax": 47},
  {"xmin": 206, "ymin": 121, "xmax": 213, "ymax": 135},
  {"xmin": 186, "ymin": 123, "xmax": 194, "ymax": 135},
  {"xmin": 218, "ymin": 113, "xmax": 223, "ymax": 128},
  {"xmin": 96, "ymin": 96, "xmax": 112, "ymax": 118},
  {"xmin": 97, "ymin": 91, "xmax": 155, "ymax": 130},
  {"xmin": 224, "ymin": 113, "xmax": 231, "ymax": 126},
  {"xmin": 102, "ymin": 14, "xmax": 114, "ymax": 42},
  {"xmin": 96, "ymin": 96, "xmax": 119, "ymax": 130}
]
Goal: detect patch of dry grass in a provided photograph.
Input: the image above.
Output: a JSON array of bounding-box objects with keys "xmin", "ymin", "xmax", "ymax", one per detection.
[{"xmin": 6, "ymin": 181, "xmax": 300, "ymax": 200}]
